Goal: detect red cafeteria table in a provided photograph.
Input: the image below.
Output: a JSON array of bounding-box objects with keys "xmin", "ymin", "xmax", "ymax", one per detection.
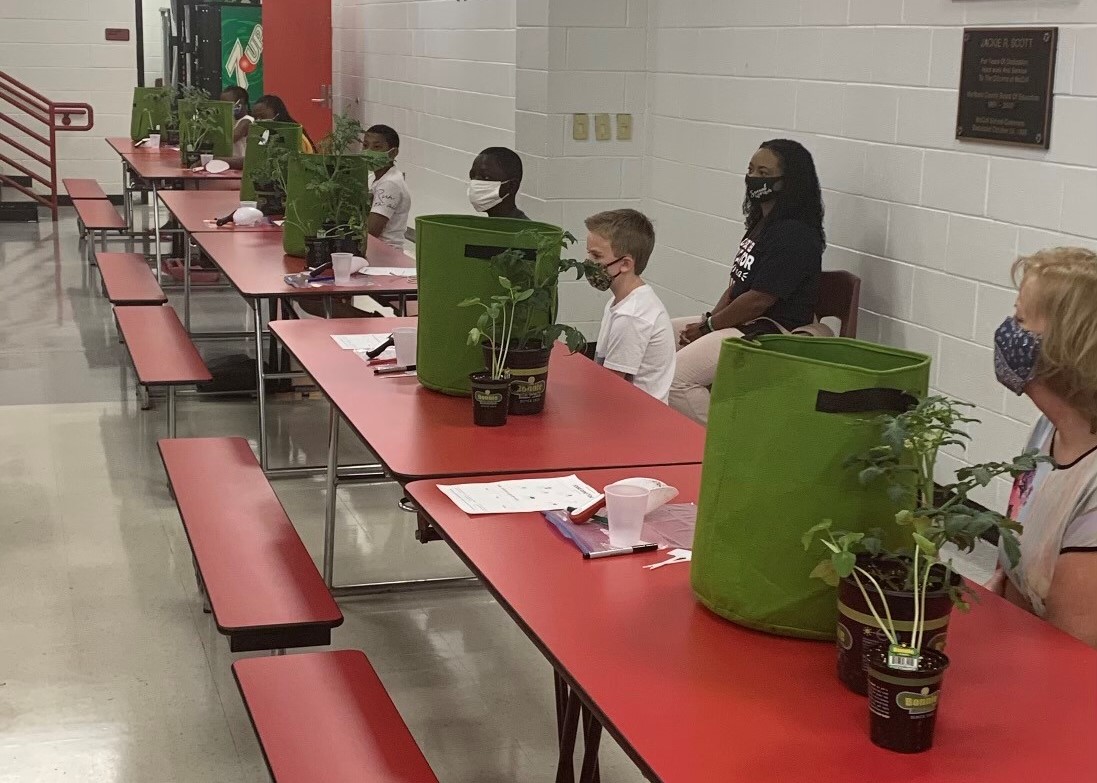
[
  {"xmin": 406, "ymin": 464, "xmax": 1097, "ymax": 783},
  {"xmin": 105, "ymin": 137, "xmax": 242, "ymax": 279},
  {"xmin": 269, "ymin": 316, "xmax": 706, "ymax": 594},
  {"xmin": 195, "ymin": 232, "xmax": 416, "ymax": 475}
]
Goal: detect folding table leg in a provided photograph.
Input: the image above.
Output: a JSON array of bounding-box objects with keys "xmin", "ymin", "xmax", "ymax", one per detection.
[
  {"xmin": 252, "ymin": 300, "xmax": 269, "ymax": 471},
  {"xmin": 555, "ymin": 688, "xmax": 582, "ymax": 783},
  {"xmin": 183, "ymin": 231, "xmax": 192, "ymax": 332},
  {"xmin": 167, "ymin": 386, "xmax": 177, "ymax": 438},
  {"xmin": 322, "ymin": 404, "xmax": 341, "ymax": 588},
  {"xmin": 151, "ymin": 181, "xmax": 163, "ymax": 282},
  {"xmin": 122, "ymin": 160, "xmax": 133, "ymax": 231},
  {"xmin": 579, "ymin": 706, "xmax": 603, "ymax": 783}
]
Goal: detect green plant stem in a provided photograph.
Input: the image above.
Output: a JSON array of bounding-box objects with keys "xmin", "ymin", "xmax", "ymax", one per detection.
[
  {"xmin": 912, "ymin": 545, "xmax": 921, "ymax": 649},
  {"xmin": 851, "ymin": 566, "xmax": 898, "ymax": 647}
]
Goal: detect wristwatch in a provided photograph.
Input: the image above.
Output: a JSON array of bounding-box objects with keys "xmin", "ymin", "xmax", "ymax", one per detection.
[{"xmin": 699, "ymin": 312, "xmax": 714, "ymax": 335}]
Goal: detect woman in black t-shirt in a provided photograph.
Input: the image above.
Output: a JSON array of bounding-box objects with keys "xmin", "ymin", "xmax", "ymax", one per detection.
[{"xmin": 669, "ymin": 139, "xmax": 825, "ymax": 424}]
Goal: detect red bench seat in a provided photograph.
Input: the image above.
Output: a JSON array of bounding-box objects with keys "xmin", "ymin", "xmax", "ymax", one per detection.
[
  {"xmin": 233, "ymin": 650, "xmax": 438, "ymax": 783},
  {"xmin": 97, "ymin": 253, "xmax": 166, "ymax": 305},
  {"xmin": 72, "ymin": 198, "xmax": 125, "ymax": 229},
  {"xmin": 63, "ymin": 178, "xmax": 108, "ymax": 200},
  {"xmin": 159, "ymin": 437, "xmax": 343, "ymax": 652}
]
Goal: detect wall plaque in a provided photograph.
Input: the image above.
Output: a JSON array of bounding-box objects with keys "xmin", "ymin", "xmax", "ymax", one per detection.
[{"xmin": 956, "ymin": 27, "xmax": 1057, "ymax": 149}]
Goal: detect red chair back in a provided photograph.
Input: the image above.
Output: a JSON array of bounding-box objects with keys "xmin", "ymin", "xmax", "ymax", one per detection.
[{"xmin": 816, "ymin": 271, "xmax": 861, "ymax": 338}]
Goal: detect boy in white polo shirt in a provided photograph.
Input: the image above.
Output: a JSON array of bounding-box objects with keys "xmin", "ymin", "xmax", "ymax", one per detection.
[
  {"xmin": 363, "ymin": 124, "xmax": 411, "ymax": 250},
  {"xmin": 585, "ymin": 209, "xmax": 676, "ymax": 402}
]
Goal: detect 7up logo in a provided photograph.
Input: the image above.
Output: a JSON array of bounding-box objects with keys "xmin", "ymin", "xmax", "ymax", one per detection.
[{"xmin": 226, "ymin": 24, "xmax": 263, "ymax": 90}]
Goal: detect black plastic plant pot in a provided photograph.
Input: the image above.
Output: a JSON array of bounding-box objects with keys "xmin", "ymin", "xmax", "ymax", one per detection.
[
  {"xmin": 254, "ymin": 183, "xmax": 285, "ymax": 216},
  {"xmin": 469, "ymin": 371, "xmax": 510, "ymax": 427},
  {"xmin": 181, "ymin": 140, "xmax": 214, "ymax": 168},
  {"xmin": 333, "ymin": 236, "xmax": 361, "ymax": 255},
  {"xmin": 482, "ymin": 343, "xmax": 552, "ymax": 415},
  {"xmin": 836, "ymin": 561, "xmax": 958, "ymax": 695},
  {"xmin": 305, "ymin": 235, "xmax": 333, "ymax": 269},
  {"xmin": 163, "ymin": 128, "xmax": 180, "ymax": 146},
  {"xmin": 867, "ymin": 648, "xmax": 949, "ymax": 753}
]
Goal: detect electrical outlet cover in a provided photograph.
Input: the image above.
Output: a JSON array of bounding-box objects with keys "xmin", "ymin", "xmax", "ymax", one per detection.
[
  {"xmin": 594, "ymin": 113, "xmax": 611, "ymax": 141},
  {"xmin": 616, "ymin": 113, "xmax": 632, "ymax": 141},
  {"xmin": 572, "ymin": 114, "xmax": 589, "ymax": 141}
]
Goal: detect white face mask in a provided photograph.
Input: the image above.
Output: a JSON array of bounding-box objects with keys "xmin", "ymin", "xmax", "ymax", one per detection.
[{"xmin": 468, "ymin": 179, "xmax": 505, "ymax": 212}]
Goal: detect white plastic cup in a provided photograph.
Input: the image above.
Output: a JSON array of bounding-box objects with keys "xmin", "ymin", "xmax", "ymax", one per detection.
[
  {"xmin": 199, "ymin": 153, "xmax": 213, "ymax": 166},
  {"xmin": 331, "ymin": 252, "xmax": 354, "ymax": 285},
  {"xmin": 147, "ymin": 133, "xmax": 161, "ymax": 149},
  {"xmin": 605, "ymin": 484, "xmax": 650, "ymax": 547},
  {"xmin": 393, "ymin": 327, "xmax": 417, "ymax": 366}
]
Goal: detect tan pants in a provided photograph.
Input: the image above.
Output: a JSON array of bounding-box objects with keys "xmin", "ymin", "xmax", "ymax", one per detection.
[{"xmin": 669, "ymin": 317, "xmax": 744, "ymax": 425}]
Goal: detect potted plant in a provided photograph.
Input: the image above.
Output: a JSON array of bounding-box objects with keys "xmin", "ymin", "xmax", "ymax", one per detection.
[
  {"xmin": 804, "ymin": 396, "xmax": 1041, "ymax": 752},
  {"xmin": 250, "ymin": 141, "xmax": 291, "ymax": 216},
  {"xmin": 285, "ymin": 113, "xmax": 390, "ymax": 266},
  {"xmin": 467, "ymin": 233, "xmax": 587, "ymax": 414},
  {"xmin": 459, "ymin": 271, "xmax": 534, "ymax": 426},
  {"xmin": 178, "ymin": 91, "xmax": 227, "ymax": 168}
]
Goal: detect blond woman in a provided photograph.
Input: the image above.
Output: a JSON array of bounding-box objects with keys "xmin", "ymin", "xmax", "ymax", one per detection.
[{"xmin": 993, "ymin": 247, "xmax": 1097, "ymax": 647}]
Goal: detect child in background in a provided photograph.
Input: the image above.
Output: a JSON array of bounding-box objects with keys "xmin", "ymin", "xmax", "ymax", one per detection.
[
  {"xmin": 585, "ymin": 209, "xmax": 676, "ymax": 403},
  {"xmin": 363, "ymin": 124, "xmax": 411, "ymax": 251}
]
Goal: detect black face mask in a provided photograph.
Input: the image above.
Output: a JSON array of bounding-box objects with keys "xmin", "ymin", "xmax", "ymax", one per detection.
[{"xmin": 745, "ymin": 175, "xmax": 783, "ymax": 204}]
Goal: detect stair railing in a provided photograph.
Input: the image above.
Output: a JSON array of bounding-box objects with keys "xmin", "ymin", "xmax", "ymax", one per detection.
[{"xmin": 0, "ymin": 69, "xmax": 95, "ymax": 221}]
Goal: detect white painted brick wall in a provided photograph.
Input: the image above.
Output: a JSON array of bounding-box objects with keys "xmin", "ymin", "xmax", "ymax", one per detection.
[
  {"xmin": 333, "ymin": 0, "xmax": 517, "ymax": 220},
  {"xmin": 642, "ymin": 0, "xmax": 1097, "ymax": 505},
  {"xmin": 1, "ymin": 0, "xmax": 139, "ymax": 193}
]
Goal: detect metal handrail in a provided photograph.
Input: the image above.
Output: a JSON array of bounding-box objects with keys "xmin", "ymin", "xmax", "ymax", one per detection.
[{"xmin": 0, "ymin": 69, "xmax": 95, "ymax": 221}]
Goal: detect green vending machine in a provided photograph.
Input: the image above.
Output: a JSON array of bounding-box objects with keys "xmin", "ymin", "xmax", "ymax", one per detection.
[{"xmin": 187, "ymin": 2, "xmax": 264, "ymax": 105}]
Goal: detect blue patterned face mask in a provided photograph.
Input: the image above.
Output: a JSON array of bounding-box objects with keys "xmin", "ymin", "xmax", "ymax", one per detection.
[{"xmin": 994, "ymin": 316, "xmax": 1042, "ymax": 395}]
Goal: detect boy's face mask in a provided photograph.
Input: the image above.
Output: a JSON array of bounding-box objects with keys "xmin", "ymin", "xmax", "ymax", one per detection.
[
  {"xmin": 584, "ymin": 257, "xmax": 625, "ymax": 291},
  {"xmin": 468, "ymin": 179, "xmax": 507, "ymax": 212},
  {"xmin": 232, "ymin": 102, "xmax": 246, "ymax": 120}
]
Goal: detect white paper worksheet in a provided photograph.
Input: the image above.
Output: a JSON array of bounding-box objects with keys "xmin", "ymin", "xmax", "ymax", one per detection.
[
  {"xmin": 330, "ymin": 333, "xmax": 391, "ymax": 351},
  {"xmin": 439, "ymin": 475, "xmax": 602, "ymax": 515}
]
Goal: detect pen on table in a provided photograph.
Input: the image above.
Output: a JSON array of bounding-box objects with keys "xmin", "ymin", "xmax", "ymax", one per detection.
[
  {"xmin": 584, "ymin": 543, "xmax": 658, "ymax": 560},
  {"xmin": 374, "ymin": 364, "xmax": 416, "ymax": 375}
]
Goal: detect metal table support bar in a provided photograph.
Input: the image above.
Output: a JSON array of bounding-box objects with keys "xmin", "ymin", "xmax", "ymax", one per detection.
[{"xmin": 320, "ymin": 404, "xmax": 480, "ymax": 595}]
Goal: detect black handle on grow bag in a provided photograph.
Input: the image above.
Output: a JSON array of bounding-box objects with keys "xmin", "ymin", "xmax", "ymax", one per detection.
[
  {"xmin": 815, "ymin": 388, "xmax": 919, "ymax": 415},
  {"xmin": 464, "ymin": 244, "xmax": 537, "ymax": 262}
]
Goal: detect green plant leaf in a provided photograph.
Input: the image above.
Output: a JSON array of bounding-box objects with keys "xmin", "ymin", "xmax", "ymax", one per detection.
[
  {"xmin": 801, "ymin": 520, "xmax": 833, "ymax": 551},
  {"xmin": 912, "ymin": 532, "xmax": 938, "ymax": 557},
  {"xmin": 810, "ymin": 560, "xmax": 840, "ymax": 587},
  {"xmin": 858, "ymin": 466, "xmax": 884, "ymax": 485},
  {"xmin": 458, "ymin": 297, "xmax": 482, "ymax": 308},
  {"xmin": 833, "ymin": 550, "xmax": 856, "ymax": 578}
]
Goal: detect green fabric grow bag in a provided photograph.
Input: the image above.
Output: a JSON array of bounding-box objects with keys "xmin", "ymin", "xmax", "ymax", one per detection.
[
  {"xmin": 415, "ymin": 215, "xmax": 563, "ymax": 396},
  {"xmin": 690, "ymin": 336, "xmax": 931, "ymax": 640},
  {"xmin": 240, "ymin": 121, "xmax": 302, "ymax": 201},
  {"xmin": 130, "ymin": 88, "xmax": 172, "ymax": 140},
  {"xmin": 282, "ymin": 153, "xmax": 374, "ymax": 257},
  {"xmin": 178, "ymin": 99, "xmax": 234, "ymax": 157}
]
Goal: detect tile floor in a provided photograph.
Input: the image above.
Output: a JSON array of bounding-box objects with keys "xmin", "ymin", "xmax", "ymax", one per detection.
[
  {"xmin": 0, "ymin": 211, "xmax": 644, "ymax": 782},
  {"xmin": 0, "ymin": 210, "xmax": 999, "ymax": 783}
]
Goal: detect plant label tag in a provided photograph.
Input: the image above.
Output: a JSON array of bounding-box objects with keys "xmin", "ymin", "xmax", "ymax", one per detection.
[{"xmin": 887, "ymin": 644, "xmax": 921, "ymax": 671}]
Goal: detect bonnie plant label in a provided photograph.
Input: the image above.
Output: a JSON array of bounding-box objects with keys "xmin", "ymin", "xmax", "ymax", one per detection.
[{"xmin": 887, "ymin": 644, "xmax": 921, "ymax": 672}]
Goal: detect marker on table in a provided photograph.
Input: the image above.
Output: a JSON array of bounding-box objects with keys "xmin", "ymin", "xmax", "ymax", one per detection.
[
  {"xmin": 584, "ymin": 543, "xmax": 658, "ymax": 560},
  {"xmin": 374, "ymin": 364, "xmax": 416, "ymax": 375}
]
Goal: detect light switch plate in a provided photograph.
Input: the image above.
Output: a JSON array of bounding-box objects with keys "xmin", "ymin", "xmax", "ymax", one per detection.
[
  {"xmin": 594, "ymin": 113, "xmax": 612, "ymax": 141},
  {"xmin": 616, "ymin": 113, "xmax": 632, "ymax": 141},
  {"xmin": 572, "ymin": 114, "xmax": 589, "ymax": 141}
]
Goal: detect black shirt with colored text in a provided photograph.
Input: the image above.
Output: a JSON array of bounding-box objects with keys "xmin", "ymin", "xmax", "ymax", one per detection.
[{"xmin": 729, "ymin": 218, "xmax": 822, "ymax": 329}]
